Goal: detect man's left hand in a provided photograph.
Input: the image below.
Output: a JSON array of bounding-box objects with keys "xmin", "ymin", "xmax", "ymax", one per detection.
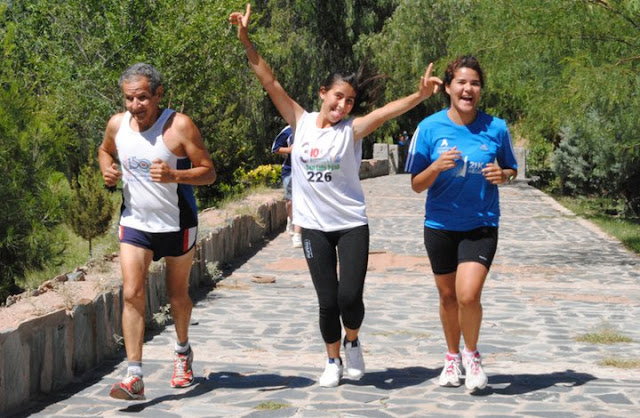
[{"xmin": 150, "ymin": 159, "xmax": 174, "ymax": 183}]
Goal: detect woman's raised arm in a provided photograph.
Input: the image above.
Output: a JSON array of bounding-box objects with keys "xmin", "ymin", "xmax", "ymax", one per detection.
[
  {"xmin": 353, "ymin": 63, "xmax": 441, "ymax": 140},
  {"xmin": 229, "ymin": 4, "xmax": 304, "ymax": 128}
]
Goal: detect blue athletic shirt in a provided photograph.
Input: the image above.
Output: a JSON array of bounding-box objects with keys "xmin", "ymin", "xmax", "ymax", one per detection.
[
  {"xmin": 405, "ymin": 109, "xmax": 517, "ymax": 231},
  {"xmin": 271, "ymin": 125, "xmax": 293, "ymax": 178}
]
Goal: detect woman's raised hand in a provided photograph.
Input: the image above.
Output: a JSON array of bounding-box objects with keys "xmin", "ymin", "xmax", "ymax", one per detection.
[
  {"xmin": 418, "ymin": 63, "xmax": 443, "ymax": 99},
  {"xmin": 229, "ymin": 4, "xmax": 251, "ymax": 43}
]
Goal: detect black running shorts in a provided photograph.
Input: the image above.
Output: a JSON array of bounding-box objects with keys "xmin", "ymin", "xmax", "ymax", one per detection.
[{"xmin": 423, "ymin": 226, "xmax": 498, "ymax": 275}]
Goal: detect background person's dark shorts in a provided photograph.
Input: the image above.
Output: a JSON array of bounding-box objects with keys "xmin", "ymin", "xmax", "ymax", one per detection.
[
  {"xmin": 423, "ymin": 226, "xmax": 498, "ymax": 274},
  {"xmin": 119, "ymin": 225, "xmax": 197, "ymax": 261},
  {"xmin": 283, "ymin": 174, "xmax": 292, "ymax": 200}
]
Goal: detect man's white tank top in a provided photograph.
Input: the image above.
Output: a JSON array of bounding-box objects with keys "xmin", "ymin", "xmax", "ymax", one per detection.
[
  {"xmin": 115, "ymin": 109, "xmax": 198, "ymax": 233},
  {"xmin": 291, "ymin": 111, "xmax": 367, "ymax": 232}
]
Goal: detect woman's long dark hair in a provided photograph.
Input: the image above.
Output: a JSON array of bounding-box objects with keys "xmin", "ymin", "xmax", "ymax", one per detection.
[{"xmin": 321, "ymin": 64, "xmax": 387, "ymax": 116}]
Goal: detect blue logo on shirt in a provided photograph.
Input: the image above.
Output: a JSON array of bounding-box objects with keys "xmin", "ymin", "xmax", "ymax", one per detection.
[{"xmin": 124, "ymin": 156, "xmax": 151, "ymax": 172}]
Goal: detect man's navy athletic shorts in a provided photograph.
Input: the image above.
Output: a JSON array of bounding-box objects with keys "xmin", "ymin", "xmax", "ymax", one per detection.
[{"xmin": 119, "ymin": 225, "xmax": 197, "ymax": 261}]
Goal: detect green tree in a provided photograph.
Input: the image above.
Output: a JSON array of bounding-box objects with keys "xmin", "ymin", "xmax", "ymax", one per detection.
[
  {"xmin": 2, "ymin": 0, "xmax": 402, "ymax": 206},
  {"xmin": 67, "ymin": 156, "xmax": 115, "ymax": 259},
  {"xmin": 446, "ymin": 0, "xmax": 640, "ymax": 213},
  {"xmin": 363, "ymin": 0, "xmax": 640, "ymax": 214},
  {"xmin": 0, "ymin": 59, "xmax": 67, "ymax": 300},
  {"xmin": 356, "ymin": 0, "xmax": 468, "ymax": 144},
  {"xmin": 2, "ymin": 1, "xmax": 133, "ymax": 178},
  {"xmin": 249, "ymin": 0, "xmax": 399, "ymax": 159}
]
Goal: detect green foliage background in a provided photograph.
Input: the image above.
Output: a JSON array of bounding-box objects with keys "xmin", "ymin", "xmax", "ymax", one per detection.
[
  {"xmin": 67, "ymin": 155, "xmax": 115, "ymax": 259},
  {"xmin": 1, "ymin": 0, "xmax": 639, "ymax": 298}
]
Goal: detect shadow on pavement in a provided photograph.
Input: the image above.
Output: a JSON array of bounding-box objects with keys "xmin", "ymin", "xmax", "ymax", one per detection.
[
  {"xmin": 349, "ymin": 366, "xmax": 440, "ymax": 390},
  {"xmin": 204, "ymin": 371, "xmax": 315, "ymax": 390},
  {"xmin": 10, "ymin": 359, "xmax": 124, "ymax": 418},
  {"xmin": 119, "ymin": 372, "xmax": 314, "ymax": 413},
  {"xmin": 118, "ymin": 378, "xmax": 212, "ymax": 413},
  {"xmin": 470, "ymin": 369, "xmax": 597, "ymax": 397}
]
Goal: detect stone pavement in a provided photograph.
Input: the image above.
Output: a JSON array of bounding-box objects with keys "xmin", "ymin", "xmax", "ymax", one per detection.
[{"xmin": 17, "ymin": 174, "xmax": 640, "ymax": 417}]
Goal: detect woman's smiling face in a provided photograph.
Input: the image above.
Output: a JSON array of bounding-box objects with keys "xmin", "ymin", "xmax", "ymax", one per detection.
[
  {"xmin": 319, "ymin": 80, "xmax": 356, "ymax": 126},
  {"xmin": 445, "ymin": 67, "xmax": 482, "ymax": 118}
]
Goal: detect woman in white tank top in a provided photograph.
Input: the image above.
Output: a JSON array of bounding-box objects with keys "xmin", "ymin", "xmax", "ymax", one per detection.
[{"xmin": 231, "ymin": 4, "xmax": 442, "ymax": 388}]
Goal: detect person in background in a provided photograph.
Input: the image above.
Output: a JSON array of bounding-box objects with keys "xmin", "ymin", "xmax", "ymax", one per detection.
[
  {"xmin": 230, "ymin": 4, "xmax": 441, "ymax": 387},
  {"xmin": 405, "ymin": 55, "xmax": 517, "ymax": 392},
  {"xmin": 99, "ymin": 63, "xmax": 216, "ymax": 400},
  {"xmin": 397, "ymin": 130, "xmax": 410, "ymax": 169},
  {"xmin": 271, "ymin": 125, "xmax": 303, "ymax": 248}
]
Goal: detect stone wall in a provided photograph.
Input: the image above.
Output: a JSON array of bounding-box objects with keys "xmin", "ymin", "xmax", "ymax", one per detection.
[
  {"xmin": 359, "ymin": 158, "xmax": 389, "ymax": 179},
  {"xmin": 514, "ymin": 146, "xmax": 528, "ymax": 179},
  {"xmin": 373, "ymin": 143, "xmax": 399, "ymax": 174}
]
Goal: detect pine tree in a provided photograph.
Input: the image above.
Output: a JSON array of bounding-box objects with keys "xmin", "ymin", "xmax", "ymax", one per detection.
[{"xmin": 67, "ymin": 156, "xmax": 115, "ymax": 259}]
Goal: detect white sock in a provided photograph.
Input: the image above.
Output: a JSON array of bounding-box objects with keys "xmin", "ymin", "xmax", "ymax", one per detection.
[
  {"xmin": 463, "ymin": 348, "xmax": 478, "ymax": 358},
  {"xmin": 175, "ymin": 341, "xmax": 190, "ymax": 354},
  {"xmin": 127, "ymin": 364, "xmax": 143, "ymax": 377}
]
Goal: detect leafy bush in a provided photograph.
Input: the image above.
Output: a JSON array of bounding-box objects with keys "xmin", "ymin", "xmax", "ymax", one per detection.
[
  {"xmin": 243, "ymin": 164, "xmax": 282, "ymax": 188},
  {"xmin": 526, "ymin": 138, "xmax": 552, "ymax": 176}
]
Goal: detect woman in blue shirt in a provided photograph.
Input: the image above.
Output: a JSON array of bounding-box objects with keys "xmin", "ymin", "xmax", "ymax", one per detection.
[{"xmin": 405, "ymin": 56, "xmax": 517, "ymax": 392}]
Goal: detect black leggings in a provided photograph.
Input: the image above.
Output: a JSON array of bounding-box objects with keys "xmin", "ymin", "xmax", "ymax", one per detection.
[{"xmin": 301, "ymin": 224, "xmax": 369, "ymax": 344}]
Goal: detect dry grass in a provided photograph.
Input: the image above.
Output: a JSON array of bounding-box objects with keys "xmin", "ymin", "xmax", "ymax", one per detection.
[
  {"xmin": 599, "ymin": 358, "xmax": 640, "ymax": 369},
  {"xmin": 574, "ymin": 327, "xmax": 633, "ymax": 344},
  {"xmin": 255, "ymin": 401, "xmax": 291, "ymax": 411}
]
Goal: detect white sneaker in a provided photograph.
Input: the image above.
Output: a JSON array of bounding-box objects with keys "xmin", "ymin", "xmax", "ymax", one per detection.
[
  {"xmin": 344, "ymin": 338, "xmax": 365, "ymax": 379},
  {"xmin": 438, "ymin": 354, "xmax": 462, "ymax": 387},
  {"xmin": 463, "ymin": 351, "xmax": 488, "ymax": 391},
  {"xmin": 292, "ymin": 232, "xmax": 302, "ymax": 248},
  {"xmin": 319, "ymin": 359, "xmax": 343, "ymax": 387},
  {"xmin": 286, "ymin": 218, "xmax": 294, "ymax": 236}
]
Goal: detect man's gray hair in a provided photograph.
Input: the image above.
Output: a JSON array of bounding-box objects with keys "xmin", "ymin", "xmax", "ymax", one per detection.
[{"xmin": 119, "ymin": 63, "xmax": 163, "ymax": 94}]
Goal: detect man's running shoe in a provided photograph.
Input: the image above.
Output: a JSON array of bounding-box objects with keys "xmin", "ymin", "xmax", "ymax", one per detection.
[
  {"xmin": 171, "ymin": 348, "xmax": 195, "ymax": 388},
  {"xmin": 109, "ymin": 373, "xmax": 145, "ymax": 400},
  {"xmin": 438, "ymin": 354, "xmax": 462, "ymax": 387}
]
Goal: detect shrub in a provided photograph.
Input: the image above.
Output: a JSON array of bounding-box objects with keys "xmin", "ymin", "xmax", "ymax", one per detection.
[{"xmin": 243, "ymin": 164, "xmax": 282, "ymax": 188}]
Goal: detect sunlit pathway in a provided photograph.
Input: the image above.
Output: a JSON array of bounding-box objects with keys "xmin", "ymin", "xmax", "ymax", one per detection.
[{"xmin": 20, "ymin": 174, "xmax": 640, "ymax": 417}]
